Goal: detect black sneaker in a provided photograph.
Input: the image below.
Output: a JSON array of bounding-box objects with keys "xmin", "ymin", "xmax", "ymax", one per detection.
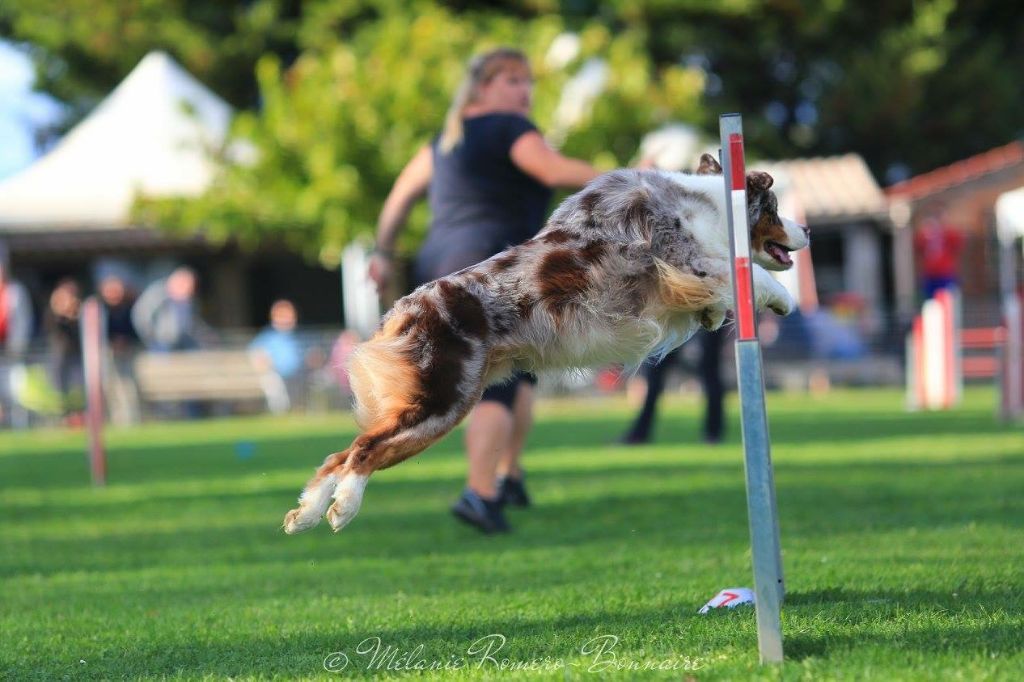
[
  {"xmin": 497, "ymin": 475, "xmax": 531, "ymax": 508},
  {"xmin": 451, "ymin": 489, "xmax": 510, "ymax": 534}
]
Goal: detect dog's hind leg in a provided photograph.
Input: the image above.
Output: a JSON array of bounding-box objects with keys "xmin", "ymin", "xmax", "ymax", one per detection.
[
  {"xmin": 322, "ymin": 330, "xmax": 494, "ymax": 534},
  {"xmin": 323, "ymin": 418, "xmax": 461, "ymax": 533},
  {"xmin": 292, "ymin": 386, "xmax": 482, "ymax": 533},
  {"xmin": 282, "ymin": 409, "xmax": 476, "ymax": 535},
  {"xmin": 284, "ymin": 278, "xmax": 494, "ymax": 535}
]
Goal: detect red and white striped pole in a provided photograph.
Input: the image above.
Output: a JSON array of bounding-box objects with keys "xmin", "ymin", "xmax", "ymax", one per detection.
[
  {"xmin": 80, "ymin": 296, "xmax": 107, "ymax": 486},
  {"xmin": 720, "ymin": 114, "xmax": 785, "ymax": 664},
  {"xmin": 907, "ymin": 288, "xmax": 962, "ymax": 411},
  {"xmin": 725, "ymin": 128, "xmax": 758, "ymax": 342}
]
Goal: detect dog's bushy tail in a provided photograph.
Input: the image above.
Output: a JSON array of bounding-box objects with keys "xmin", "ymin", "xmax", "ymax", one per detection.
[
  {"xmin": 653, "ymin": 258, "xmax": 719, "ymax": 310},
  {"xmin": 347, "ymin": 318, "xmax": 419, "ymax": 431}
]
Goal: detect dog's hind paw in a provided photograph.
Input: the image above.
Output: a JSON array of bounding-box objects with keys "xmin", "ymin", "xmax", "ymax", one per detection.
[
  {"xmin": 325, "ymin": 503, "xmax": 353, "ymax": 533},
  {"xmin": 282, "ymin": 473, "xmax": 341, "ymax": 534},
  {"xmin": 325, "ymin": 474, "xmax": 368, "ymax": 533},
  {"xmin": 282, "ymin": 507, "xmax": 321, "ymax": 534}
]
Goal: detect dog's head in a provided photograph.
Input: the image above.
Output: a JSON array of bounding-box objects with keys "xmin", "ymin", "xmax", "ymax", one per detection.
[{"xmin": 696, "ymin": 153, "xmax": 809, "ymax": 271}]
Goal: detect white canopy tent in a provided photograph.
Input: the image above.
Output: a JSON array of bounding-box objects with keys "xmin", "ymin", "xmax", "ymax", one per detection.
[
  {"xmin": 994, "ymin": 186, "xmax": 1024, "ymax": 297},
  {"xmin": 0, "ymin": 51, "xmax": 230, "ymax": 232},
  {"xmin": 996, "ymin": 186, "xmax": 1024, "ymax": 250},
  {"xmin": 0, "ymin": 50, "xmax": 381, "ymax": 334}
]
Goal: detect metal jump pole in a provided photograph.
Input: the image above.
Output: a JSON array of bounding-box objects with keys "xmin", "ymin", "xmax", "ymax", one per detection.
[{"xmin": 719, "ymin": 113, "xmax": 785, "ymax": 663}]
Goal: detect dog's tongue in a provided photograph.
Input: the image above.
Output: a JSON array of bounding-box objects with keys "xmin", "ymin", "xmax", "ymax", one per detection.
[{"xmin": 767, "ymin": 242, "xmax": 792, "ymax": 266}]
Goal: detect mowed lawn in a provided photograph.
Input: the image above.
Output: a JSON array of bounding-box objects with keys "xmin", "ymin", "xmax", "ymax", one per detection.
[{"xmin": 1, "ymin": 387, "xmax": 1022, "ymax": 680}]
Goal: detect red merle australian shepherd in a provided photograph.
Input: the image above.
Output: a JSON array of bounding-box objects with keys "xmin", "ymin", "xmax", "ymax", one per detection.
[{"xmin": 283, "ymin": 154, "xmax": 808, "ymax": 535}]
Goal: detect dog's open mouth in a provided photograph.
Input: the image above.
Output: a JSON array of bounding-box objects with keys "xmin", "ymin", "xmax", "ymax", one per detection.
[{"xmin": 764, "ymin": 240, "xmax": 794, "ymax": 267}]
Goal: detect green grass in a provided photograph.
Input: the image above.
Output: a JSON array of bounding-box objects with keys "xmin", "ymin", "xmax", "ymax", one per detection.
[{"xmin": 1, "ymin": 387, "xmax": 1022, "ymax": 680}]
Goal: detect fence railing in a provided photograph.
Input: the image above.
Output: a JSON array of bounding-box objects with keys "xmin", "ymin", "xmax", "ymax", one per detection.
[{"xmin": 1, "ymin": 301, "xmax": 1009, "ymax": 427}]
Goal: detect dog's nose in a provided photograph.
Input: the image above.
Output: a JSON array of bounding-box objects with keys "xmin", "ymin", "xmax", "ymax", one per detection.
[{"xmin": 801, "ymin": 225, "xmax": 810, "ymax": 237}]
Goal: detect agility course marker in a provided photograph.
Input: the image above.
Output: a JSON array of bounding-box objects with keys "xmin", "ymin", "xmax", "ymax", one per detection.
[
  {"xmin": 80, "ymin": 296, "xmax": 107, "ymax": 486},
  {"xmin": 719, "ymin": 113, "xmax": 785, "ymax": 663},
  {"xmin": 905, "ymin": 287, "xmax": 1023, "ymax": 418},
  {"xmin": 905, "ymin": 288, "xmax": 961, "ymax": 411}
]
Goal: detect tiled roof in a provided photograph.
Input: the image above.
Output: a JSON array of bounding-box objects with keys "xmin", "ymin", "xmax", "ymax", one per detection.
[
  {"xmin": 886, "ymin": 140, "xmax": 1024, "ymax": 201},
  {"xmin": 757, "ymin": 154, "xmax": 887, "ymax": 224}
]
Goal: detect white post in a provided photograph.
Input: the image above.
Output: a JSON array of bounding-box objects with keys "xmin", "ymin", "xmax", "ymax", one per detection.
[
  {"xmin": 1003, "ymin": 293, "xmax": 1023, "ymax": 420},
  {"xmin": 999, "ymin": 239, "xmax": 1023, "ymax": 420},
  {"xmin": 342, "ymin": 244, "xmax": 381, "ymax": 339},
  {"xmin": 80, "ymin": 297, "xmax": 107, "ymax": 486},
  {"xmin": 720, "ymin": 114, "xmax": 784, "ymax": 664}
]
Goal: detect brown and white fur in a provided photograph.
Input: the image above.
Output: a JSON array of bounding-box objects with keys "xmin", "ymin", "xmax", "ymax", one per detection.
[{"xmin": 283, "ymin": 154, "xmax": 808, "ymax": 534}]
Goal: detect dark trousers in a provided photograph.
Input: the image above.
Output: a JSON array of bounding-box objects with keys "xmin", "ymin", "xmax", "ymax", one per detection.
[{"xmin": 622, "ymin": 326, "xmax": 726, "ymax": 443}]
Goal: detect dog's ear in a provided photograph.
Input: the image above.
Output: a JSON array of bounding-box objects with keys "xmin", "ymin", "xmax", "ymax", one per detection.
[
  {"xmin": 746, "ymin": 171, "xmax": 774, "ymax": 193},
  {"xmin": 695, "ymin": 153, "xmax": 722, "ymax": 175}
]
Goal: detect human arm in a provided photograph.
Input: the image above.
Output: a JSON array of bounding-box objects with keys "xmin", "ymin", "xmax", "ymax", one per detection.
[
  {"xmin": 368, "ymin": 145, "xmax": 433, "ymax": 292},
  {"xmin": 509, "ymin": 131, "xmax": 601, "ymax": 189},
  {"xmin": 248, "ymin": 329, "xmax": 276, "ymax": 372},
  {"xmin": 130, "ymin": 282, "xmax": 163, "ymax": 348}
]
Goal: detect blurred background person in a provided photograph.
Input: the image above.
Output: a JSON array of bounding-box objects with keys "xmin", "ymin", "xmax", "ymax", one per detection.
[
  {"xmin": 807, "ymin": 293, "xmax": 868, "ymax": 362},
  {"xmin": 132, "ymin": 266, "xmax": 211, "ymax": 352},
  {"xmin": 45, "ymin": 278, "xmax": 84, "ymax": 423},
  {"xmin": 99, "ymin": 273, "xmax": 142, "ymax": 425},
  {"xmin": 914, "ymin": 202, "xmax": 964, "ymax": 300},
  {"xmin": 132, "ymin": 266, "xmax": 211, "ymax": 418},
  {"xmin": 620, "ymin": 326, "xmax": 728, "ymax": 446},
  {"xmin": 368, "ymin": 47, "xmax": 601, "ymax": 533},
  {"xmin": 100, "ymin": 273, "xmax": 140, "ymax": 353},
  {"xmin": 0, "ymin": 247, "xmax": 34, "ymax": 426},
  {"xmin": 249, "ymin": 298, "xmax": 303, "ymax": 413},
  {"xmin": 329, "ymin": 329, "xmax": 361, "ymax": 396},
  {"xmin": 617, "ymin": 150, "xmax": 725, "ymax": 447}
]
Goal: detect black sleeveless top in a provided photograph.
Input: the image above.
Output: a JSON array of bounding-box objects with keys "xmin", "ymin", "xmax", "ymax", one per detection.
[{"xmin": 415, "ymin": 113, "xmax": 552, "ymax": 283}]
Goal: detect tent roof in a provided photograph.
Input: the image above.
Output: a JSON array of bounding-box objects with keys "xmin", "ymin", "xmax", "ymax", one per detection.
[{"xmin": 0, "ymin": 51, "xmax": 230, "ymax": 232}]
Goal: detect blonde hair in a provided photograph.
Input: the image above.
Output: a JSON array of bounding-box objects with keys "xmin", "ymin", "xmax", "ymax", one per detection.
[{"xmin": 438, "ymin": 48, "xmax": 530, "ymax": 154}]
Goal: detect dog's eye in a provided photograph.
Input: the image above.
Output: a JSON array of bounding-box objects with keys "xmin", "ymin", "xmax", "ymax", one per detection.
[{"xmin": 748, "ymin": 204, "xmax": 762, "ymax": 225}]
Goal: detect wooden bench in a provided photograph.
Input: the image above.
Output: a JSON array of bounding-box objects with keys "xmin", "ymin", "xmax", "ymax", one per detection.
[{"xmin": 133, "ymin": 350, "xmax": 287, "ymax": 414}]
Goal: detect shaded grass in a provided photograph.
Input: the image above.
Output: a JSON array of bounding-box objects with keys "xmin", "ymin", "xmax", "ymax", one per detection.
[{"xmin": 1, "ymin": 387, "xmax": 1022, "ymax": 680}]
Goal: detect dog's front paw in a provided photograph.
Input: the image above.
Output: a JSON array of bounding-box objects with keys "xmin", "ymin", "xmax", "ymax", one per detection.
[
  {"xmin": 700, "ymin": 307, "xmax": 726, "ymax": 331},
  {"xmin": 767, "ymin": 291, "xmax": 796, "ymax": 316}
]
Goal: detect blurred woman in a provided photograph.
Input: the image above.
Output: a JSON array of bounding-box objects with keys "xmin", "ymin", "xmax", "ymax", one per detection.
[
  {"xmin": 368, "ymin": 48, "xmax": 601, "ymax": 533},
  {"xmin": 46, "ymin": 278, "xmax": 84, "ymax": 419}
]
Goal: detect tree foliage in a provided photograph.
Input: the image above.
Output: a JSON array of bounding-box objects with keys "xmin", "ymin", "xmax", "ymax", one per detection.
[
  {"xmin": 564, "ymin": 0, "xmax": 1024, "ymax": 182},
  {"xmin": 0, "ymin": 0, "xmax": 301, "ymax": 116},
  {"xmin": 134, "ymin": 4, "xmax": 704, "ymax": 263},
  {"xmin": 4, "ymin": 0, "xmax": 1023, "ymax": 256}
]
